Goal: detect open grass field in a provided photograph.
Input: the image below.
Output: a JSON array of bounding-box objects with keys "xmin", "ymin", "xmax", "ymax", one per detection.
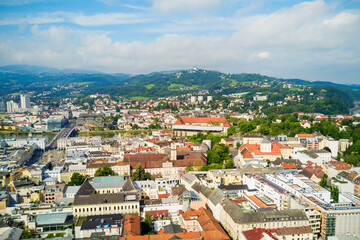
[
  {"xmin": 130, "ymin": 96, "xmax": 151, "ymax": 100},
  {"xmin": 145, "ymin": 84, "xmax": 156, "ymax": 89}
]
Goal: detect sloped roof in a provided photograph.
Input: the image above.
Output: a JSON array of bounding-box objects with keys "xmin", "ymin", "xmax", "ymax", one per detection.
[
  {"xmin": 242, "ymin": 228, "xmax": 276, "ymax": 240},
  {"xmin": 74, "ymin": 192, "xmax": 138, "ymax": 206},
  {"xmin": 173, "ymin": 117, "xmax": 231, "ymax": 127},
  {"xmin": 221, "ymin": 199, "xmax": 307, "ymax": 224},
  {"xmin": 208, "ymin": 191, "xmax": 224, "ymax": 206},
  {"xmin": 239, "ymin": 142, "xmax": 291, "ymax": 156},
  {"xmin": 123, "ymin": 215, "xmax": 141, "ymax": 237}
]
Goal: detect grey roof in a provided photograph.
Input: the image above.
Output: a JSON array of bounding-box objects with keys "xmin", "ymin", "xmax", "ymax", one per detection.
[
  {"xmin": 65, "ymin": 186, "xmax": 81, "ymax": 195},
  {"xmin": 181, "ymin": 172, "xmax": 197, "ymax": 184},
  {"xmin": 36, "ymin": 212, "xmax": 72, "ymax": 226},
  {"xmin": 218, "ymin": 184, "xmax": 248, "ymax": 191},
  {"xmin": 191, "ymin": 182, "xmax": 212, "ymax": 198},
  {"xmin": 91, "ymin": 181, "xmax": 126, "ymax": 189},
  {"xmin": 162, "ymin": 198, "xmax": 179, "ymax": 204},
  {"xmin": 337, "ymin": 171, "xmax": 350, "ymax": 179},
  {"xmin": 94, "ymin": 176, "xmax": 125, "ymax": 183},
  {"xmin": 80, "ymin": 214, "xmax": 123, "ymax": 231},
  {"xmin": 122, "ymin": 179, "xmax": 136, "ymax": 191},
  {"xmin": 74, "ymin": 192, "xmax": 138, "ymax": 206},
  {"xmin": 222, "ymin": 199, "xmax": 307, "ymax": 224},
  {"xmin": 163, "ymin": 223, "xmax": 182, "ymax": 234},
  {"xmin": 0, "ymin": 227, "xmax": 23, "ymax": 240},
  {"xmin": 169, "ymin": 236, "xmax": 183, "ymax": 240},
  {"xmin": 77, "ymin": 179, "xmax": 95, "ymax": 196},
  {"xmin": 208, "ymin": 190, "xmax": 224, "ymax": 206}
]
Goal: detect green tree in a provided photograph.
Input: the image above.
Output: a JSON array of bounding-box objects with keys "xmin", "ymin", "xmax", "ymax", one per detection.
[
  {"xmin": 329, "ymin": 184, "xmax": 339, "ymax": 203},
  {"xmin": 185, "ymin": 165, "xmax": 194, "ymax": 172},
  {"xmin": 68, "ymin": 173, "xmax": 88, "ymax": 186},
  {"xmin": 225, "ymin": 159, "xmax": 234, "ymax": 169},
  {"xmin": 141, "ymin": 213, "xmax": 153, "ymax": 235},
  {"xmin": 207, "ymin": 144, "xmax": 230, "ymax": 165},
  {"xmin": 94, "ymin": 165, "xmax": 115, "ymax": 177},
  {"xmin": 227, "ymin": 126, "xmax": 237, "ymax": 135},
  {"xmin": 319, "ymin": 174, "xmax": 328, "ymax": 187},
  {"xmin": 107, "ymin": 124, "xmax": 115, "ymax": 130},
  {"xmin": 21, "ymin": 229, "xmax": 38, "ymax": 239},
  {"xmin": 131, "ymin": 163, "xmax": 150, "ymax": 181}
]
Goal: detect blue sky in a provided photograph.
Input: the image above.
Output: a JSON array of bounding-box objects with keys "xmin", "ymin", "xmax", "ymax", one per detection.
[{"xmin": 0, "ymin": 0, "xmax": 359, "ymax": 84}]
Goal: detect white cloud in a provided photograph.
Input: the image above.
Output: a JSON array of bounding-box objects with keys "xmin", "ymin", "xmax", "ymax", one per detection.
[
  {"xmin": 0, "ymin": 0, "xmax": 46, "ymax": 6},
  {"xmin": 0, "ymin": 0, "xmax": 359, "ymax": 83},
  {"xmin": 152, "ymin": 0, "xmax": 221, "ymax": 13},
  {"xmin": 323, "ymin": 12, "xmax": 359, "ymax": 27},
  {"xmin": 0, "ymin": 11, "xmax": 151, "ymax": 26},
  {"xmin": 253, "ymin": 52, "xmax": 270, "ymax": 59},
  {"xmin": 0, "ymin": 12, "xmax": 65, "ymax": 26},
  {"xmin": 70, "ymin": 12, "xmax": 151, "ymax": 26}
]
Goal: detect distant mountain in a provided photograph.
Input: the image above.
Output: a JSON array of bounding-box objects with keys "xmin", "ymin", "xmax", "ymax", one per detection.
[
  {"xmin": 0, "ymin": 65, "xmax": 359, "ymax": 110},
  {"xmin": 0, "ymin": 65, "xmax": 130, "ymax": 96},
  {"xmin": 0, "ymin": 65, "xmax": 103, "ymax": 75}
]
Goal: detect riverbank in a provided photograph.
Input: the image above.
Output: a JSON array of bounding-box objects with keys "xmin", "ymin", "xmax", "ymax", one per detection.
[
  {"xmin": 0, "ymin": 131, "xmax": 57, "ymax": 142},
  {"xmin": 0, "ymin": 131, "xmax": 58, "ymax": 135},
  {"xmin": 77, "ymin": 129, "xmax": 171, "ymax": 138}
]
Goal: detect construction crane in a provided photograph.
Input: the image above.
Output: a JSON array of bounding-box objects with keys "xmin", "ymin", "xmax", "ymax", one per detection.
[
  {"xmin": 9, "ymin": 169, "xmax": 23, "ymax": 193},
  {"xmin": 84, "ymin": 122, "xmax": 96, "ymax": 138}
]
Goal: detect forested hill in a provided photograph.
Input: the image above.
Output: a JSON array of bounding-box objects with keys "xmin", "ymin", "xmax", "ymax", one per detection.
[
  {"xmin": 97, "ymin": 69, "xmax": 360, "ymax": 110},
  {"xmin": 0, "ymin": 65, "xmax": 129, "ymax": 96},
  {"xmin": 1, "ymin": 65, "xmax": 359, "ymax": 114}
]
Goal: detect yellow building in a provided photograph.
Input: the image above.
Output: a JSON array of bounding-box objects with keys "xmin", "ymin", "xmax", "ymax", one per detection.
[
  {"xmin": 73, "ymin": 180, "xmax": 139, "ymax": 217},
  {"xmin": 73, "ymin": 177, "xmax": 140, "ymax": 217}
]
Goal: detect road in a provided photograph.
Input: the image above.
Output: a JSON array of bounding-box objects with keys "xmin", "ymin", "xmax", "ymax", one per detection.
[{"xmin": 47, "ymin": 123, "xmax": 75, "ymax": 150}]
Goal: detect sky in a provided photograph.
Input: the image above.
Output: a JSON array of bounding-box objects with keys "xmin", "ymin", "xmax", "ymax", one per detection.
[{"xmin": 0, "ymin": 0, "xmax": 359, "ymax": 84}]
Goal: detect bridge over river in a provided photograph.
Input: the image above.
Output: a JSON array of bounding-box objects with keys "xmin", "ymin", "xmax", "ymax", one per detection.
[{"xmin": 47, "ymin": 123, "xmax": 76, "ymax": 150}]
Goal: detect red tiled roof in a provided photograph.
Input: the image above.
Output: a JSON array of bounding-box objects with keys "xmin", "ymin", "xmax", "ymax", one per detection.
[
  {"xmin": 239, "ymin": 142, "xmax": 290, "ymax": 156},
  {"xmin": 281, "ymin": 163, "xmax": 297, "ymax": 169},
  {"xmin": 146, "ymin": 210, "xmax": 168, "ymax": 217},
  {"xmin": 242, "ymin": 228, "xmax": 277, "ymax": 240},
  {"xmin": 296, "ymin": 133, "xmax": 318, "ymax": 138},
  {"xmin": 327, "ymin": 160, "xmax": 352, "ymax": 170},
  {"xmin": 158, "ymin": 193, "xmax": 169, "ymax": 199},
  {"xmin": 181, "ymin": 207, "xmax": 229, "ymax": 239},
  {"xmin": 174, "ymin": 117, "xmax": 231, "ymax": 127},
  {"xmin": 177, "ymin": 146, "xmax": 192, "ymax": 151},
  {"xmin": 123, "ymin": 215, "xmax": 141, "ymax": 237}
]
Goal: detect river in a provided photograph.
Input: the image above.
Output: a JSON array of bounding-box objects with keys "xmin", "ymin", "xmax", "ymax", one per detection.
[{"xmin": 0, "ymin": 132, "xmax": 56, "ymax": 142}]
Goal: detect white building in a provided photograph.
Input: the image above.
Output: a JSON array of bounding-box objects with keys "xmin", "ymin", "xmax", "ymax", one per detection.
[
  {"xmin": 253, "ymin": 95, "xmax": 267, "ymax": 101},
  {"xmin": 44, "ymin": 166, "xmax": 64, "ymax": 182},
  {"xmin": 7, "ymin": 101, "xmax": 19, "ymax": 113},
  {"xmin": 319, "ymin": 136, "xmax": 339, "ymax": 158},
  {"xmin": 295, "ymin": 150, "xmax": 331, "ymax": 165},
  {"xmin": 3, "ymin": 138, "xmax": 47, "ymax": 150},
  {"xmin": 20, "ymin": 95, "xmax": 31, "ymax": 110}
]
